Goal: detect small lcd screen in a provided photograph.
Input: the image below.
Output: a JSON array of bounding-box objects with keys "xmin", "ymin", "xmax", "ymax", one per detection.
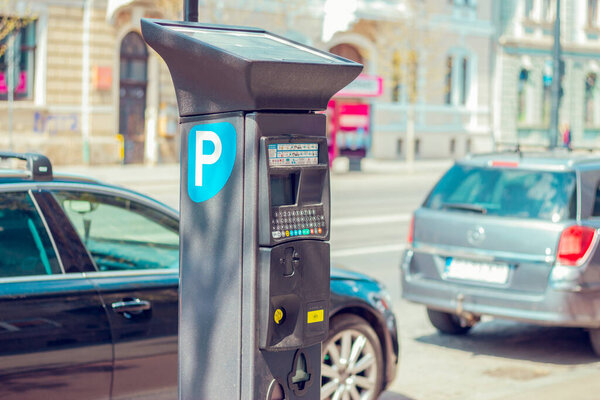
[
  {"xmin": 271, "ymin": 174, "xmax": 297, "ymax": 206},
  {"xmin": 268, "ymin": 143, "xmax": 318, "ymax": 167}
]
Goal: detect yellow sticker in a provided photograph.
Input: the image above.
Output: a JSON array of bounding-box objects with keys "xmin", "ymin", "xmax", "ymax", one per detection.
[
  {"xmin": 307, "ymin": 309, "xmax": 324, "ymax": 324},
  {"xmin": 274, "ymin": 308, "xmax": 284, "ymax": 325}
]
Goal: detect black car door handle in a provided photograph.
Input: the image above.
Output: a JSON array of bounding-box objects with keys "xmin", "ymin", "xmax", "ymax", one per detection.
[{"xmin": 111, "ymin": 299, "xmax": 151, "ymax": 314}]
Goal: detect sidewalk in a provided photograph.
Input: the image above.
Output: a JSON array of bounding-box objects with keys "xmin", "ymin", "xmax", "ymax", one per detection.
[
  {"xmin": 331, "ymin": 156, "xmax": 452, "ymax": 174},
  {"xmin": 57, "ymin": 157, "xmax": 452, "ymax": 182},
  {"xmin": 57, "ymin": 163, "xmax": 181, "ymax": 186},
  {"xmin": 492, "ymin": 369, "xmax": 600, "ymax": 400}
]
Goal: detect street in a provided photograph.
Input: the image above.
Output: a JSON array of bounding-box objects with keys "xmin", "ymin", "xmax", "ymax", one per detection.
[{"xmin": 59, "ymin": 161, "xmax": 600, "ymax": 400}]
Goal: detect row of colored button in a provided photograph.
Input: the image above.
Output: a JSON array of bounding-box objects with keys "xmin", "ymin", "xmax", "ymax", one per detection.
[{"xmin": 271, "ymin": 227, "xmax": 323, "ymax": 239}]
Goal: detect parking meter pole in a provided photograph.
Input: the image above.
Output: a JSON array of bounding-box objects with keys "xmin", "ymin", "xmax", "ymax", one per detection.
[
  {"xmin": 183, "ymin": 0, "xmax": 198, "ymax": 22},
  {"xmin": 141, "ymin": 19, "xmax": 362, "ymax": 400}
]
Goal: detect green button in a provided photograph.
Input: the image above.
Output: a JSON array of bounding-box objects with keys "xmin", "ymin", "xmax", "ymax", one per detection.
[{"xmin": 303, "ymin": 229, "xmax": 310, "ymax": 235}]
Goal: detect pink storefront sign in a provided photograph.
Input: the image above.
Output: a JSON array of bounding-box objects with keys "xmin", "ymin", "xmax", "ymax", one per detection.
[
  {"xmin": 338, "ymin": 103, "xmax": 370, "ymax": 131},
  {"xmin": 335, "ymin": 74, "xmax": 383, "ymax": 98},
  {"xmin": 0, "ymin": 71, "xmax": 28, "ymax": 94}
]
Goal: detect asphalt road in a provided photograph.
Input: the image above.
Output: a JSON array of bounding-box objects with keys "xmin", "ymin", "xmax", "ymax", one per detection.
[{"xmin": 59, "ymin": 161, "xmax": 600, "ymax": 400}]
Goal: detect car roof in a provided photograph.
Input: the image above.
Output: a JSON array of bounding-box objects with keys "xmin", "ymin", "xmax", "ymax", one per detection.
[
  {"xmin": 0, "ymin": 167, "xmax": 113, "ymax": 184},
  {"xmin": 460, "ymin": 150, "xmax": 600, "ymax": 171},
  {"xmin": 0, "ymin": 169, "xmax": 178, "ymax": 217},
  {"xmin": 0, "ymin": 170, "xmax": 101, "ymax": 184}
]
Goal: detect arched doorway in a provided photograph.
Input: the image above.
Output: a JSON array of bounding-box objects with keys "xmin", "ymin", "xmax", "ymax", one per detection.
[
  {"xmin": 327, "ymin": 43, "xmax": 368, "ymax": 169},
  {"xmin": 329, "ymin": 43, "xmax": 363, "ymax": 65},
  {"xmin": 119, "ymin": 32, "xmax": 148, "ymax": 164}
]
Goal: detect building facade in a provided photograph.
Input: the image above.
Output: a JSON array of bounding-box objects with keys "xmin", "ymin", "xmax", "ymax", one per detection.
[
  {"xmin": 0, "ymin": 0, "xmax": 177, "ymax": 164},
  {"xmin": 1, "ymin": 0, "xmax": 502, "ymax": 165},
  {"xmin": 0, "ymin": 0, "xmax": 329, "ymax": 164},
  {"xmin": 322, "ymin": 0, "xmax": 496, "ymax": 160},
  {"xmin": 495, "ymin": 0, "xmax": 600, "ymax": 148}
]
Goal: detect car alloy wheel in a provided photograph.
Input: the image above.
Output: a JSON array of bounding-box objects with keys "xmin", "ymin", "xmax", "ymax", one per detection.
[{"xmin": 321, "ymin": 315, "xmax": 383, "ymax": 400}]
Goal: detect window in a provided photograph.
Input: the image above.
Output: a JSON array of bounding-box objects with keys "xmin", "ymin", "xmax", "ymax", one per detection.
[
  {"xmin": 392, "ymin": 50, "xmax": 418, "ymax": 103},
  {"xmin": 0, "ymin": 192, "xmax": 61, "ymax": 277},
  {"xmin": 542, "ymin": 71, "xmax": 552, "ymax": 125},
  {"xmin": 425, "ymin": 165, "xmax": 577, "ymax": 221},
  {"xmin": 408, "ymin": 50, "xmax": 418, "ymax": 103},
  {"xmin": 525, "ymin": 0, "xmax": 534, "ymax": 18},
  {"xmin": 449, "ymin": 0, "xmax": 477, "ymax": 8},
  {"xmin": 593, "ymin": 183, "xmax": 600, "ymax": 216},
  {"xmin": 397, "ymin": 139, "xmax": 403, "ymax": 156},
  {"xmin": 542, "ymin": 0, "xmax": 556, "ymax": 22},
  {"xmin": 445, "ymin": 54, "xmax": 470, "ymax": 106},
  {"xmin": 524, "ymin": 0, "xmax": 556, "ymax": 23},
  {"xmin": 589, "ymin": 0, "xmax": 599, "ymax": 28},
  {"xmin": 585, "ymin": 72, "xmax": 597, "ymax": 126},
  {"xmin": 517, "ymin": 68, "xmax": 530, "ymax": 123},
  {"xmin": 460, "ymin": 57, "xmax": 469, "ymax": 105},
  {"xmin": 0, "ymin": 18, "xmax": 36, "ymax": 101},
  {"xmin": 449, "ymin": 138, "xmax": 456, "ymax": 154},
  {"xmin": 445, "ymin": 56, "xmax": 453, "ymax": 104},
  {"xmin": 392, "ymin": 51, "xmax": 401, "ymax": 102},
  {"xmin": 53, "ymin": 191, "xmax": 179, "ymax": 272}
]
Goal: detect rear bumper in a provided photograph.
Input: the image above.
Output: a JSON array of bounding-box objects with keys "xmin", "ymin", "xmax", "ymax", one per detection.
[{"xmin": 401, "ymin": 249, "xmax": 600, "ymax": 329}]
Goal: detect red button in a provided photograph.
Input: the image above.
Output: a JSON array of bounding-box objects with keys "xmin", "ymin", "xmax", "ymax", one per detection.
[
  {"xmin": 310, "ymin": 228, "xmax": 315, "ymax": 234},
  {"xmin": 317, "ymin": 228, "xmax": 322, "ymax": 234}
]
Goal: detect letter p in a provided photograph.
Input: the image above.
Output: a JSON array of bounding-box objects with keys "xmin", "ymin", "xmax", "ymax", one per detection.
[{"xmin": 195, "ymin": 131, "xmax": 222, "ymax": 187}]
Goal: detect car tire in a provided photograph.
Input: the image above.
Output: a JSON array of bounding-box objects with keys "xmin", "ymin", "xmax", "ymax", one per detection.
[
  {"xmin": 321, "ymin": 314, "xmax": 384, "ymax": 400},
  {"xmin": 427, "ymin": 308, "xmax": 472, "ymax": 335},
  {"xmin": 589, "ymin": 329, "xmax": 600, "ymax": 356}
]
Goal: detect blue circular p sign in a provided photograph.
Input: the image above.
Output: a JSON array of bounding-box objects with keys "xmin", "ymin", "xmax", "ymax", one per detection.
[{"xmin": 187, "ymin": 122, "xmax": 237, "ymax": 203}]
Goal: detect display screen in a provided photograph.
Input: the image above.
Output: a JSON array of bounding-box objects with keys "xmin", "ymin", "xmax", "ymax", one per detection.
[
  {"xmin": 268, "ymin": 143, "xmax": 318, "ymax": 167},
  {"xmin": 271, "ymin": 174, "xmax": 297, "ymax": 206},
  {"xmin": 170, "ymin": 27, "xmax": 341, "ymax": 64}
]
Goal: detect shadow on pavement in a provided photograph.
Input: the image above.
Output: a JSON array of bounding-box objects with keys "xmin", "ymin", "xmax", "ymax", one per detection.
[
  {"xmin": 378, "ymin": 390, "xmax": 415, "ymax": 400},
  {"xmin": 415, "ymin": 319, "xmax": 599, "ymax": 365}
]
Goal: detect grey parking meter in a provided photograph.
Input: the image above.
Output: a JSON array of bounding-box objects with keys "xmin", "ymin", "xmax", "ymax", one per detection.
[{"xmin": 141, "ymin": 19, "xmax": 362, "ymax": 400}]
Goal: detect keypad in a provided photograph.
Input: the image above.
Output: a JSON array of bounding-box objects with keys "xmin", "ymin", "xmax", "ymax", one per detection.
[{"xmin": 271, "ymin": 207, "xmax": 326, "ymax": 239}]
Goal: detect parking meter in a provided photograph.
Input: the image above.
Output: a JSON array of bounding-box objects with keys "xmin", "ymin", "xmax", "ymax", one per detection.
[{"xmin": 141, "ymin": 19, "xmax": 362, "ymax": 400}]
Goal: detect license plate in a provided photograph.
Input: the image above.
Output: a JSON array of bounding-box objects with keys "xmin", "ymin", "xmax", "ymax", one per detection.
[{"xmin": 444, "ymin": 258, "xmax": 510, "ymax": 284}]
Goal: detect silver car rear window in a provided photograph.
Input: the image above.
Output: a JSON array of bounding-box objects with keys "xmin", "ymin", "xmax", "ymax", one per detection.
[{"xmin": 425, "ymin": 164, "xmax": 577, "ymax": 221}]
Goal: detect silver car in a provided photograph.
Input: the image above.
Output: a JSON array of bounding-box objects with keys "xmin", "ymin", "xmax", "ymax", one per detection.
[{"xmin": 401, "ymin": 151, "xmax": 600, "ymax": 355}]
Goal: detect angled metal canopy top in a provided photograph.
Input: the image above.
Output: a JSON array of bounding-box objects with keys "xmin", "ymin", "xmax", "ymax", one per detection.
[{"xmin": 141, "ymin": 19, "xmax": 363, "ymax": 116}]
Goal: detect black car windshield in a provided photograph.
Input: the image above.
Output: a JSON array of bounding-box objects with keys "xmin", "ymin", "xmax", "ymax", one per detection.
[{"xmin": 425, "ymin": 164, "xmax": 577, "ymax": 221}]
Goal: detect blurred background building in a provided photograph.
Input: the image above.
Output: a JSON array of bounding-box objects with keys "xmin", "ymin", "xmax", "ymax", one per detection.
[
  {"xmin": 336, "ymin": 0, "xmax": 495, "ymax": 161},
  {"xmin": 494, "ymin": 0, "xmax": 600, "ymax": 148},
  {"xmin": 0, "ymin": 0, "xmax": 596, "ymax": 165}
]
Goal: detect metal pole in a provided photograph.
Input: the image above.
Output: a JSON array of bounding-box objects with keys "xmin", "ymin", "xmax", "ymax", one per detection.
[
  {"xmin": 184, "ymin": 0, "xmax": 198, "ymax": 22},
  {"xmin": 81, "ymin": 0, "xmax": 92, "ymax": 164},
  {"xmin": 549, "ymin": 0, "xmax": 562, "ymax": 148}
]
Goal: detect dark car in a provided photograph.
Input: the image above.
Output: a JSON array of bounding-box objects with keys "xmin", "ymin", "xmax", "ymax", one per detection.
[
  {"xmin": 0, "ymin": 153, "xmax": 398, "ymax": 400},
  {"xmin": 402, "ymin": 151, "xmax": 600, "ymax": 355}
]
